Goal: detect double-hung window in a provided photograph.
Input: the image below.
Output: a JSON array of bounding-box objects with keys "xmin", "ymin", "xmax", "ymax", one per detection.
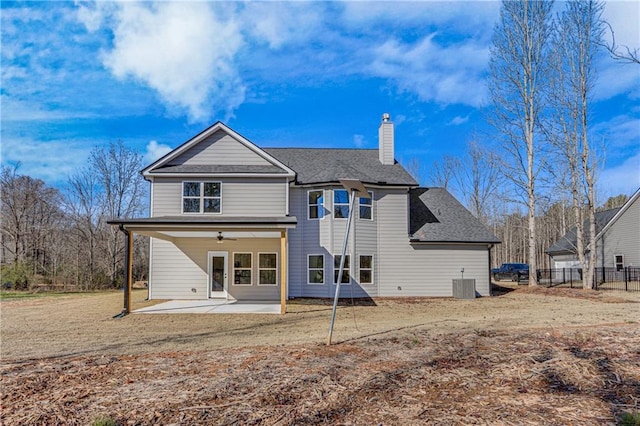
[
  {"xmin": 308, "ymin": 254, "xmax": 324, "ymax": 285},
  {"xmin": 334, "ymin": 190, "xmax": 349, "ymax": 218},
  {"xmin": 359, "ymin": 255, "xmax": 373, "ymax": 284},
  {"xmin": 308, "ymin": 190, "xmax": 324, "ymax": 219},
  {"xmin": 258, "ymin": 253, "xmax": 277, "ymax": 286},
  {"xmin": 333, "ymin": 254, "xmax": 350, "ymax": 284},
  {"xmin": 182, "ymin": 181, "xmax": 221, "ymax": 214},
  {"xmin": 233, "ymin": 253, "xmax": 252, "ymax": 285},
  {"xmin": 614, "ymin": 255, "xmax": 624, "ymax": 271},
  {"xmin": 359, "ymin": 191, "xmax": 373, "ymax": 220}
]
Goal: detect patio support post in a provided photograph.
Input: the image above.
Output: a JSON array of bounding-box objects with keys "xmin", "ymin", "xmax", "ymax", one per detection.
[
  {"xmin": 280, "ymin": 230, "xmax": 287, "ymax": 314},
  {"xmin": 114, "ymin": 224, "xmax": 133, "ymax": 318}
]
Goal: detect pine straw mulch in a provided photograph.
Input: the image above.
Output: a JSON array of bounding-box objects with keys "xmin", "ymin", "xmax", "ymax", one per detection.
[{"xmin": 2, "ymin": 324, "xmax": 639, "ymax": 425}]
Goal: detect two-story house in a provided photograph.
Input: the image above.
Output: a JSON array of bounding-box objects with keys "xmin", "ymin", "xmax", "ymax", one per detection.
[{"xmin": 110, "ymin": 115, "xmax": 500, "ymax": 313}]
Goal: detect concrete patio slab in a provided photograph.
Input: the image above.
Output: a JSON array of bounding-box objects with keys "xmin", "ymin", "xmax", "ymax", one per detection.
[{"xmin": 133, "ymin": 300, "xmax": 281, "ymax": 314}]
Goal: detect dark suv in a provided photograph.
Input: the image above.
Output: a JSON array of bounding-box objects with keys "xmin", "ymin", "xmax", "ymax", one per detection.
[{"xmin": 492, "ymin": 263, "xmax": 529, "ymax": 282}]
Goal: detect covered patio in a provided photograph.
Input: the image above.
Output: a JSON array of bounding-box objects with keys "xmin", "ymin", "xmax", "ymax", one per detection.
[
  {"xmin": 133, "ymin": 299, "xmax": 281, "ymax": 314},
  {"xmin": 107, "ymin": 216, "xmax": 297, "ymax": 316}
]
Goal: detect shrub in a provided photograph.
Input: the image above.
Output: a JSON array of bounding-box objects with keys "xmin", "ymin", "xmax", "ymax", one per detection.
[{"xmin": 1, "ymin": 263, "xmax": 32, "ymax": 290}]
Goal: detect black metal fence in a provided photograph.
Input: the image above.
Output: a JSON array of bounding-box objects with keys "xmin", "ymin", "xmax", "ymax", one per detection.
[{"xmin": 535, "ymin": 267, "xmax": 640, "ymax": 291}]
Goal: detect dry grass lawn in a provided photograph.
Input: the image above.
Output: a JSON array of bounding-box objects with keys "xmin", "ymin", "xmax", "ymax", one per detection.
[{"xmin": 1, "ymin": 285, "xmax": 639, "ymax": 425}]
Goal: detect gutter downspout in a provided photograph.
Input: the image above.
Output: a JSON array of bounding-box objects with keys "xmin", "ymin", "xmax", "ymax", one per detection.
[{"xmin": 113, "ymin": 224, "xmax": 133, "ymax": 318}]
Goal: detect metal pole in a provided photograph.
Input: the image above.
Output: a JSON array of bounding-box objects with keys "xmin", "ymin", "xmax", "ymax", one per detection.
[{"xmin": 327, "ymin": 189, "xmax": 357, "ymax": 345}]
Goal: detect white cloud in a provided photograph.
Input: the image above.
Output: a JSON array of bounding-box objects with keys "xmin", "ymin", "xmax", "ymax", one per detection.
[
  {"xmin": 594, "ymin": 1, "xmax": 640, "ymax": 100},
  {"xmin": 602, "ymin": 0, "xmax": 640, "ymax": 51},
  {"xmin": 1, "ymin": 137, "xmax": 92, "ymax": 185},
  {"xmin": 144, "ymin": 140, "xmax": 172, "ymax": 164},
  {"xmin": 341, "ymin": 2, "xmax": 499, "ymax": 38},
  {"xmin": 353, "ymin": 134, "xmax": 366, "ymax": 148},
  {"xmin": 79, "ymin": 2, "xmax": 246, "ymax": 122},
  {"xmin": 448, "ymin": 115, "xmax": 470, "ymax": 126},
  {"xmin": 241, "ymin": 2, "xmax": 326, "ymax": 49},
  {"xmin": 593, "ymin": 114, "xmax": 640, "ymax": 151},
  {"xmin": 368, "ymin": 36, "xmax": 489, "ymax": 107},
  {"xmin": 598, "ymin": 152, "xmax": 640, "ymax": 198}
]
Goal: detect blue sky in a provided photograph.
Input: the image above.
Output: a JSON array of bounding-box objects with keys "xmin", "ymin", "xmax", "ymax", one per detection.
[{"xmin": 1, "ymin": 1, "xmax": 639, "ymax": 201}]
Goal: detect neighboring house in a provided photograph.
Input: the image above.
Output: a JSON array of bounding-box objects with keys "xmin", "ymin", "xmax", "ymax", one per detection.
[
  {"xmin": 546, "ymin": 188, "xmax": 640, "ymax": 270},
  {"xmin": 109, "ymin": 115, "xmax": 500, "ymax": 311}
]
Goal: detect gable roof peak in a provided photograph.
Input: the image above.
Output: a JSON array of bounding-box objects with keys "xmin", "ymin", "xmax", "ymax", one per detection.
[{"xmin": 142, "ymin": 122, "xmax": 295, "ymax": 178}]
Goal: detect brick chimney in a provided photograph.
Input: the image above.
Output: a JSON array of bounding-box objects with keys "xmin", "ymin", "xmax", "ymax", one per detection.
[{"xmin": 378, "ymin": 113, "xmax": 395, "ymax": 165}]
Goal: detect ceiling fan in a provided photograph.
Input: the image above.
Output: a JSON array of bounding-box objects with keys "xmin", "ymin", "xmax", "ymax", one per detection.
[{"xmin": 216, "ymin": 231, "xmax": 237, "ymax": 243}]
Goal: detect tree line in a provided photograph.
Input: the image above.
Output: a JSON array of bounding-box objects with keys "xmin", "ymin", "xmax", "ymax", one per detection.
[
  {"xmin": 421, "ymin": 0, "xmax": 637, "ymax": 289},
  {"xmin": 0, "ymin": 141, "xmax": 148, "ymax": 290},
  {"xmin": 1, "ymin": 0, "xmax": 636, "ymax": 292}
]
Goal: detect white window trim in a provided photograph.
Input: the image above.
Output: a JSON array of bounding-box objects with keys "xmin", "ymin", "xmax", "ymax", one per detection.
[
  {"xmin": 333, "ymin": 254, "xmax": 351, "ymax": 285},
  {"xmin": 614, "ymin": 254, "xmax": 624, "ymax": 271},
  {"xmin": 307, "ymin": 254, "xmax": 325, "ymax": 285},
  {"xmin": 181, "ymin": 181, "xmax": 222, "ymax": 215},
  {"xmin": 307, "ymin": 189, "xmax": 325, "ymax": 220},
  {"xmin": 358, "ymin": 191, "xmax": 374, "ymax": 221},
  {"xmin": 258, "ymin": 252, "xmax": 278, "ymax": 286},
  {"xmin": 232, "ymin": 252, "xmax": 253, "ymax": 286},
  {"xmin": 358, "ymin": 254, "xmax": 374, "ymax": 285},
  {"xmin": 333, "ymin": 189, "xmax": 349, "ymax": 220}
]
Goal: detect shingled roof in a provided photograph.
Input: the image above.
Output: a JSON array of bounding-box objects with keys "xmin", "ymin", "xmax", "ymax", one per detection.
[
  {"xmin": 264, "ymin": 148, "xmax": 417, "ymax": 186},
  {"xmin": 545, "ymin": 208, "xmax": 621, "ymax": 255},
  {"xmin": 409, "ymin": 187, "xmax": 500, "ymax": 243}
]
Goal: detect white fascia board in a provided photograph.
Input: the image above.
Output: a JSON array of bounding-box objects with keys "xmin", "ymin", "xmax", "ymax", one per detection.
[{"xmin": 144, "ymin": 173, "xmax": 295, "ymax": 179}]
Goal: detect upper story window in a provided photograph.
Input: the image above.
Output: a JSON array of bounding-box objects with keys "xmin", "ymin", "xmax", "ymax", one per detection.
[
  {"xmin": 359, "ymin": 191, "xmax": 374, "ymax": 220},
  {"xmin": 334, "ymin": 190, "xmax": 349, "ymax": 218},
  {"xmin": 308, "ymin": 190, "xmax": 324, "ymax": 219},
  {"xmin": 182, "ymin": 181, "xmax": 221, "ymax": 214}
]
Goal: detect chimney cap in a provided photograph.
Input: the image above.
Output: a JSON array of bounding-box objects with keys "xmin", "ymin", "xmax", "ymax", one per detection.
[{"xmin": 382, "ymin": 112, "xmax": 391, "ymax": 122}]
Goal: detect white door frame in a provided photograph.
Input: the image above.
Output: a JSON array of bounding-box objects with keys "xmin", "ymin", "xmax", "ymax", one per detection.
[{"xmin": 208, "ymin": 251, "xmax": 228, "ymax": 299}]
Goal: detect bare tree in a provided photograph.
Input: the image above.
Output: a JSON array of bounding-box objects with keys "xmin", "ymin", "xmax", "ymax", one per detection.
[
  {"xmin": 452, "ymin": 140, "xmax": 504, "ymax": 225},
  {"xmin": 1, "ymin": 165, "xmax": 63, "ymax": 287},
  {"xmin": 427, "ymin": 155, "xmax": 460, "ymax": 191},
  {"xmin": 549, "ymin": 0, "xmax": 605, "ymax": 289},
  {"xmin": 488, "ymin": 0, "xmax": 555, "ymax": 286},
  {"xmin": 602, "ymin": 21, "xmax": 639, "ymax": 65},
  {"xmin": 66, "ymin": 168, "xmax": 105, "ymax": 289},
  {"xmin": 405, "ymin": 158, "xmax": 424, "ymax": 185},
  {"xmin": 89, "ymin": 141, "xmax": 146, "ymax": 287}
]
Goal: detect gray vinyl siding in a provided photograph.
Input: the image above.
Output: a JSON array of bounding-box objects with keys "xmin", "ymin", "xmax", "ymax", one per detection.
[
  {"xmin": 169, "ymin": 130, "xmax": 271, "ymax": 166},
  {"xmin": 149, "ymin": 237, "xmax": 282, "ymax": 301},
  {"xmin": 152, "ymin": 177, "xmax": 287, "ymax": 216},
  {"xmin": 377, "ymin": 189, "xmax": 491, "ymax": 297},
  {"xmin": 596, "ymin": 195, "xmax": 640, "ymax": 268},
  {"xmin": 288, "ymin": 187, "xmax": 333, "ymax": 298},
  {"xmin": 288, "ymin": 186, "xmax": 380, "ymax": 299}
]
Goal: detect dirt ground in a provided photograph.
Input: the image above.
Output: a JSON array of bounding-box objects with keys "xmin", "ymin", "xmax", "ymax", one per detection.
[{"xmin": 1, "ymin": 285, "xmax": 639, "ymax": 425}]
